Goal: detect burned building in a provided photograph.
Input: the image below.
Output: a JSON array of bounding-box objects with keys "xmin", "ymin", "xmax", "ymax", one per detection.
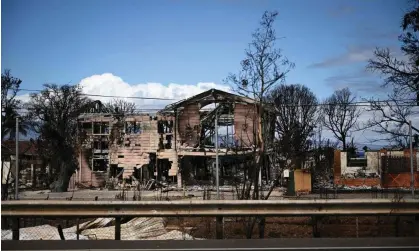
[{"xmin": 72, "ymin": 89, "xmax": 275, "ymax": 189}]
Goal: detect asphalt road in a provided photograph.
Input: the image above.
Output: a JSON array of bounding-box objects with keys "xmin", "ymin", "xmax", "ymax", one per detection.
[{"xmin": 3, "ymin": 238, "xmax": 419, "ymax": 251}]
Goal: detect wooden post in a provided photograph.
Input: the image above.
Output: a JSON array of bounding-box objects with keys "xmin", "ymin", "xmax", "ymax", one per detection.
[
  {"xmin": 216, "ymin": 216, "xmax": 223, "ymax": 239},
  {"xmin": 12, "ymin": 218, "xmax": 19, "ymax": 240},
  {"xmin": 115, "ymin": 217, "xmax": 121, "ymax": 240}
]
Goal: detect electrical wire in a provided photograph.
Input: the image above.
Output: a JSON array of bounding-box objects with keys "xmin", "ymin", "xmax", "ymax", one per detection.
[
  {"xmin": 13, "ymin": 88, "xmax": 419, "ymax": 107},
  {"xmin": 16, "ymin": 88, "xmax": 177, "ymax": 101}
]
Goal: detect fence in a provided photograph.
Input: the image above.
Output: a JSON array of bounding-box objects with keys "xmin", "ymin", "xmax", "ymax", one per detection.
[{"xmin": 2, "ymin": 199, "xmax": 419, "ymax": 240}]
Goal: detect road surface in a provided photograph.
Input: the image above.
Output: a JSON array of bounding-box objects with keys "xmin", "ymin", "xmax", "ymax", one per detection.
[{"xmin": 3, "ymin": 238, "xmax": 419, "ymax": 251}]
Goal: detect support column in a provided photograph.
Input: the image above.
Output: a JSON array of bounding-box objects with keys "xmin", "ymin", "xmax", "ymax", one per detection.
[
  {"xmin": 31, "ymin": 164, "xmax": 34, "ymax": 188},
  {"xmin": 177, "ymin": 159, "xmax": 182, "ymax": 188}
]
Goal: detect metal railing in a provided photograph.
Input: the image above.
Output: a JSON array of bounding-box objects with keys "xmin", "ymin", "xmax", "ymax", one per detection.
[{"xmin": 2, "ymin": 199, "xmax": 419, "ymax": 240}]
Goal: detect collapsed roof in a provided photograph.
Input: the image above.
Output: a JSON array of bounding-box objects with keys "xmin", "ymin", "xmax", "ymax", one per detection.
[{"xmin": 159, "ymin": 89, "xmax": 255, "ymax": 114}]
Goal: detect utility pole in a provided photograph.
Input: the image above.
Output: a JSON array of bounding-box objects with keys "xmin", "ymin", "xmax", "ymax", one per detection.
[
  {"xmin": 409, "ymin": 120, "xmax": 414, "ymax": 198},
  {"xmin": 15, "ymin": 117, "xmax": 19, "ymax": 200},
  {"xmin": 215, "ymin": 110, "xmax": 220, "ymax": 200},
  {"xmin": 214, "ymin": 108, "xmax": 223, "ymax": 240}
]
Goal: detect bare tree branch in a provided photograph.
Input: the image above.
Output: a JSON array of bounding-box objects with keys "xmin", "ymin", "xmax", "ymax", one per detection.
[
  {"xmin": 268, "ymin": 84, "xmax": 318, "ymax": 168},
  {"xmin": 321, "ymin": 88, "xmax": 362, "ymax": 151},
  {"xmin": 1, "ymin": 70, "xmax": 30, "ymax": 140},
  {"xmin": 365, "ymin": 1, "xmax": 419, "ymax": 145},
  {"xmin": 26, "ymin": 84, "xmax": 95, "ymax": 192},
  {"xmin": 224, "ymin": 10, "xmax": 294, "ymax": 238},
  {"xmin": 104, "ymin": 99, "xmax": 136, "ymax": 115}
]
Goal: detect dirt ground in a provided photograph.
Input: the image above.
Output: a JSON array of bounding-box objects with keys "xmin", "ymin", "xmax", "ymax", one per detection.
[{"xmin": 166, "ymin": 216, "xmax": 419, "ymax": 239}]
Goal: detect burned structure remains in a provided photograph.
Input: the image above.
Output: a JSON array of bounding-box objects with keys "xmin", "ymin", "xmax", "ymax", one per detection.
[{"xmin": 73, "ymin": 89, "xmax": 275, "ymax": 189}]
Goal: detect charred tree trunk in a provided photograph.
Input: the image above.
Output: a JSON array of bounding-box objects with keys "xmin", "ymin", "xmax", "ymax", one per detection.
[
  {"xmin": 49, "ymin": 149, "xmax": 77, "ymax": 192},
  {"xmin": 50, "ymin": 163, "xmax": 73, "ymax": 192}
]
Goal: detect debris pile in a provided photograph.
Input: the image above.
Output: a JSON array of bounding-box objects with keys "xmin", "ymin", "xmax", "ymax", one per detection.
[
  {"xmin": 145, "ymin": 230, "xmax": 203, "ymax": 240},
  {"xmin": 2, "ymin": 225, "xmax": 89, "ymax": 240},
  {"xmin": 2, "ymin": 217, "xmax": 202, "ymax": 241},
  {"xmin": 80, "ymin": 217, "xmax": 167, "ymax": 240}
]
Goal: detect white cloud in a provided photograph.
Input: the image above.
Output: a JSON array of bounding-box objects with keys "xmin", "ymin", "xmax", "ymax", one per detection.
[
  {"xmin": 78, "ymin": 73, "xmax": 231, "ymax": 111},
  {"xmin": 15, "ymin": 93, "xmax": 31, "ymax": 103},
  {"xmin": 309, "ymin": 45, "xmax": 404, "ymax": 69}
]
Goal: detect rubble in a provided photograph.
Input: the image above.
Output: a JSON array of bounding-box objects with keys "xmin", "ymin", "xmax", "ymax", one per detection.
[
  {"xmin": 145, "ymin": 230, "xmax": 203, "ymax": 240},
  {"xmin": 1, "ymin": 225, "xmax": 89, "ymax": 240},
  {"xmin": 2, "ymin": 217, "xmax": 201, "ymax": 241},
  {"xmin": 63, "ymin": 217, "xmax": 114, "ymax": 233},
  {"xmin": 80, "ymin": 217, "xmax": 167, "ymax": 240}
]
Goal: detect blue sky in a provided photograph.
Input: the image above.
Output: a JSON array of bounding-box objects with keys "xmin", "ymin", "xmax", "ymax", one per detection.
[
  {"xmin": 2, "ymin": 0, "xmax": 416, "ymax": 148},
  {"xmin": 2, "ymin": 0, "xmax": 407, "ymax": 101}
]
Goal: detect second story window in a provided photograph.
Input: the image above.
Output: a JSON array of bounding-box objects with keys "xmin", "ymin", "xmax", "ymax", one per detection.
[{"xmin": 93, "ymin": 122, "xmax": 110, "ymax": 135}]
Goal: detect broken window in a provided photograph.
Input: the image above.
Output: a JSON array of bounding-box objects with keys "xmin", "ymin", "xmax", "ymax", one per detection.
[
  {"xmin": 157, "ymin": 120, "xmax": 164, "ymax": 134},
  {"xmin": 162, "ymin": 120, "xmax": 173, "ymax": 133},
  {"xmin": 92, "ymin": 159, "xmax": 107, "ymax": 172},
  {"xmin": 93, "ymin": 140, "xmax": 109, "ymax": 151},
  {"xmin": 125, "ymin": 121, "xmax": 142, "ymax": 134},
  {"xmin": 165, "ymin": 135, "xmax": 172, "ymax": 149},
  {"xmin": 93, "ymin": 122, "xmax": 110, "ymax": 135},
  {"xmin": 82, "ymin": 122, "xmax": 92, "ymax": 130},
  {"xmin": 347, "ymin": 151, "xmax": 367, "ymax": 167}
]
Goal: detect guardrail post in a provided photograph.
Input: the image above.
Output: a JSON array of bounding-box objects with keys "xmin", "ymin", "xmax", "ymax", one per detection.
[
  {"xmin": 115, "ymin": 217, "xmax": 121, "ymax": 240},
  {"xmin": 12, "ymin": 217, "xmax": 19, "ymax": 240},
  {"xmin": 356, "ymin": 217, "xmax": 359, "ymax": 238},
  {"xmin": 312, "ymin": 216, "xmax": 319, "ymax": 238},
  {"xmin": 76, "ymin": 218, "xmax": 80, "ymax": 240},
  {"xmin": 258, "ymin": 217, "xmax": 266, "ymax": 239},
  {"xmin": 216, "ymin": 216, "xmax": 223, "ymax": 239}
]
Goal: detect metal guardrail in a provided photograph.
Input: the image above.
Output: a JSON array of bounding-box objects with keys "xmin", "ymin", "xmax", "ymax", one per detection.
[
  {"xmin": 2, "ymin": 199, "xmax": 418, "ymax": 241},
  {"xmin": 3, "ymin": 238, "xmax": 419, "ymax": 251},
  {"xmin": 2, "ymin": 199, "xmax": 419, "ymax": 217}
]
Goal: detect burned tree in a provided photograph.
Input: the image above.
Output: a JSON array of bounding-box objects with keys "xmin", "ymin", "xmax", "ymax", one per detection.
[
  {"xmin": 104, "ymin": 99, "xmax": 136, "ymax": 114},
  {"xmin": 1, "ymin": 70, "xmax": 29, "ymax": 140},
  {"xmin": 27, "ymin": 84, "xmax": 94, "ymax": 192},
  {"xmin": 226, "ymin": 10, "xmax": 294, "ymax": 195},
  {"xmin": 226, "ymin": 10, "xmax": 294, "ymax": 238},
  {"xmin": 309, "ymin": 124, "xmax": 338, "ymax": 189},
  {"xmin": 268, "ymin": 84, "xmax": 318, "ymax": 169},
  {"xmin": 365, "ymin": 1, "xmax": 419, "ymax": 146},
  {"xmin": 321, "ymin": 88, "xmax": 361, "ymax": 151}
]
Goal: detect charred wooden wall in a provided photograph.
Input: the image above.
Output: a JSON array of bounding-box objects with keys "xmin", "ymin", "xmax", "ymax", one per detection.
[
  {"xmin": 178, "ymin": 103, "xmax": 200, "ymax": 147},
  {"xmin": 76, "ymin": 114, "xmax": 176, "ymax": 185},
  {"xmin": 233, "ymin": 103, "xmax": 258, "ymax": 147},
  {"xmin": 72, "ymin": 149, "xmax": 107, "ymax": 188}
]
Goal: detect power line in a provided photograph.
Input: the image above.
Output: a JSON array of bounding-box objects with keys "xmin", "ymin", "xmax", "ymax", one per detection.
[
  {"xmin": 16, "ymin": 88, "xmax": 177, "ymax": 101},
  {"xmin": 14, "ymin": 107, "xmax": 165, "ymax": 112},
  {"xmin": 14, "ymin": 88, "xmax": 418, "ymax": 107}
]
